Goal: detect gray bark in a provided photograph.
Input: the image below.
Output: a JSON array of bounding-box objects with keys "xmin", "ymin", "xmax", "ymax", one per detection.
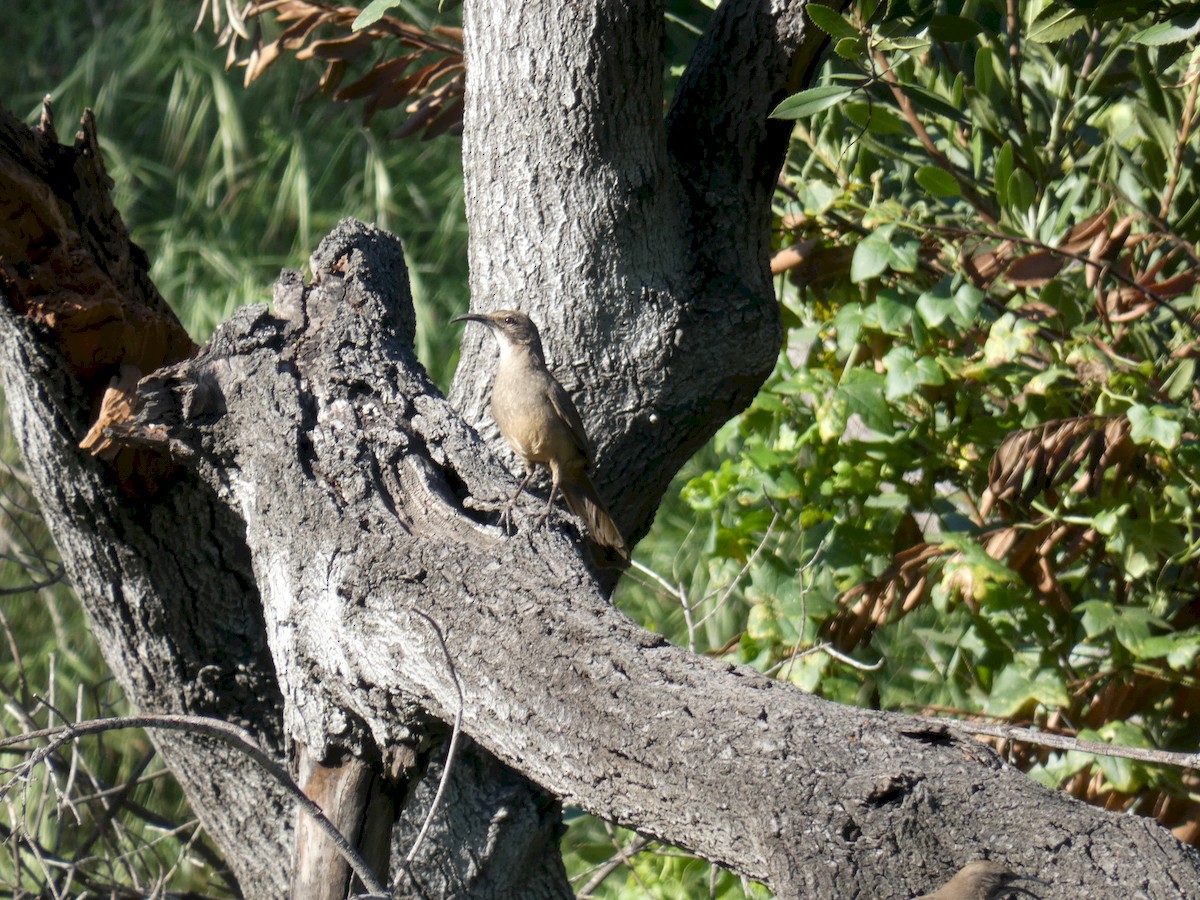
[
  {"xmin": 452, "ymin": 0, "xmax": 820, "ymax": 551},
  {"xmin": 3, "ymin": 0, "xmax": 1200, "ymax": 898},
  {"xmin": 122, "ymin": 219, "xmax": 1200, "ymax": 899},
  {"xmin": 0, "ymin": 106, "xmax": 565, "ymax": 898},
  {"xmin": 0, "ymin": 105, "xmax": 289, "ymax": 898}
]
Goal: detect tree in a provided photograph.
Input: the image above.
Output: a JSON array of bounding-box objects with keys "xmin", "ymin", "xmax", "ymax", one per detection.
[{"xmin": 1, "ymin": 2, "xmax": 1198, "ymax": 899}]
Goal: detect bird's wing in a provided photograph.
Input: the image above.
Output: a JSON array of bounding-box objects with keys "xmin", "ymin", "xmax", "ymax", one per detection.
[{"xmin": 546, "ymin": 375, "xmax": 594, "ymax": 465}]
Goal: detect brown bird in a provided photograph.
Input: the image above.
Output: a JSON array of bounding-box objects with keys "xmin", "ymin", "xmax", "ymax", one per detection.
[
  {"xmin": 915, "ymin": 860, "xmax": 1045, "ymax": 900},
  {"xmin": 454, "ymin": 309, "xmax": 627, "ymax": 561}
]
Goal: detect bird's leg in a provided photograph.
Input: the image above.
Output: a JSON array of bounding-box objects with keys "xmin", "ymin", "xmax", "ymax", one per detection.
[
  {"xmin": 499, "ymin": 467, "xmax": 536, "ymax": 534},
  {"xmin": 535, "ymin": 466, "xmax": 562, "ymax": 530},
  {"xmin": 536, "ymin": 485, "xmax": 559, "ymax": 529}
]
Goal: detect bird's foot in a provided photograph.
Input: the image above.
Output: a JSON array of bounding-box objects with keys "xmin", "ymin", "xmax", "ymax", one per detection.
[{"xmin": 497, "ymin": 504, "xmax": 518, "ymax": 535}]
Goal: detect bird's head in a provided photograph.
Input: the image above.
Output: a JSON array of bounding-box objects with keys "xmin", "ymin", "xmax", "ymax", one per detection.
[{"xmin": 453, "ymin": 309, "xmax": 546, "ymax": 362}]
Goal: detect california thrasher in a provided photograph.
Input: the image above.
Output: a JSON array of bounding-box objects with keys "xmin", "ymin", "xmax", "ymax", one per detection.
[
  {"xmin": 454, "ymin": 309, "xmax": 627, "ymax": 560},
  {"xmin": 915, "ymin": 860, "xmax": 1045, "ymax": 900}
]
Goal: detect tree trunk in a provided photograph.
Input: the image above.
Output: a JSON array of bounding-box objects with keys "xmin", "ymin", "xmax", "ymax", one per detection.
[
  {"xmin": 2, "ymin": 1, "xmax": 1200, "ymax": 898},
  {"xmin": 122, "ymin": 220, "xmax": 1200, "ymax": 898}
]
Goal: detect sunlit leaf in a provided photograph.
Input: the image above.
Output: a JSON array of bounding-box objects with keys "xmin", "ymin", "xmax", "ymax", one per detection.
[
  {"xmin": 1028, "ymin": 8, "xmax": 1087, "ymax": 43},
  {"xmin": 772, "ymin": 85, "xmax": 857, "ymax": 119},
  {"xmin": 1127, "ymin": 404, "xmax": 1182, "ymax": 450},
  {"xmin": 1132, "ymin": 13, "xmax": 1200, "ymax": 46},
  {"xmin": 806, "ymin": 3, "xmax": 860, "ymax": 39},
  {"xmin": 851, "ymin": 226, "xmax": 895, "ymax": 282}
]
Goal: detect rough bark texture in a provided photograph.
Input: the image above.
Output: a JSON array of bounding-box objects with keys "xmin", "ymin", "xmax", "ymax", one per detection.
[
  {"xmin": 0, "ymin": 107, "xmax": 567, "ymax": 898},
  {"xmin": 121, "ymin": 220, "xmax": 1200, "ymax": 898},
  {"xmin": 3, "ymin": 0, "xmax": 1200, "ymax": 898},
  {"xmin": 451, "ymin": 0, "xmax": 821, "ymax": 552},
  {"xmin": 0, "ymin": 103, "xmax": 289, "ymax": 898}
]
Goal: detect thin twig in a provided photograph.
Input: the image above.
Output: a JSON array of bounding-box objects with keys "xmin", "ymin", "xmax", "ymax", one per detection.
[
  {"xmin": 777, "ymin": 527, "xmax": 827, "ymax": 682},
  {"xmin": 692, "ymin": 509, "xmax": 783, "ymax": 636},
  {"xmin": 403, "ymin": 610, "xmax": 466, "ymax": 869},
  {"xmin": 944, "ymin": 719, "xmax": 1200, "ymax": 771},
  {"xmin": 1160, "ymin": 68, "xmax": 1200, "ymax": 219},
  {"xmin": 576, "ymin": 833, "xmax": 652, "ymax": 897},
  {"xmin": 0, "ymin": 714, "xmax": 388, "ymax": 897},
  {"xmin": 604, "ymin": 822, "xmax": 652, "ymax": 894},
  {"xmin": 869, "ymin": 49, "xmax": 998, "ymax": 222}
]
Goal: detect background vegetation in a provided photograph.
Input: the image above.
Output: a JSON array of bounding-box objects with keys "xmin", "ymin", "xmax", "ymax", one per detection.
[{"xmin": 1, "ymin": 0, "xmax": 1198, "ymax": 896}]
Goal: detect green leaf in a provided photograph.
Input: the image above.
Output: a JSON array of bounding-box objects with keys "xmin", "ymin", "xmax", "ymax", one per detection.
[
  {"xmin": 806, "ymin": 3, "xmax": 860, "ymax": 39},
  {"xmin": 883, "ymin": 346, "xmax": 945, "ymax": 400},
  {"xmin": 1028, "ymin": 8, "xmax": 1087, "ymax": 43},
  {"xmin": 746, "ymin": 601, "xmax": 782, "ymax": 642},
  {"xmin": 917, "ymin": 278, "xmax": 984, "ymax": 328},
  {"xmin": 1132, "ymin": 13, "xmax": 1200, "ymax": 46},
  {"xmin": 1091, "ymin": 724, "xmax": 1146, "ymax": 793},
  {"xmin": 816, "ymin": 390, "xmax": 850, "ymax": 443},
  {"xmin": 1163, "ymin": 359, "xmax": 1197, "ymax": 401},
  {"xmin": 353, "ymin": 0, "xmax": 401, "ymax": 30},
  {"xmin": 833, "ymin": 303, "xmax": 864, "ymax": 356},
  {"xmin": 986, "ymin": 663, "xmax": 1069, "ymax": 717},
  {"xmin": 801, "ymin": 180, "xmax": 839, "ymax": 216},
  {"xmin": 975, "ymin": 45, "xmax": 995, "ymax": 99},
  {"xmin": 929, "ymin": 14, "xmax": 984, "ymax": 42},
  {"xmin": 873, "ymin": 289, "xmax": 913, "ymax": 334},
  {"xmin": 1127, "ymin": 404, "xmax": 1182, "ymax": 450},
  {"xmin": 888, "ymin": 236, "xmax": 921, "ymax": 273},
  {"xmin": 915, "ymin": 165, "xmax": 962, "ymax": 197},
  {"xmin": 898, "ymin": 81, "xmax": 969, "ymax": 123},
  {"xmin": 844, "ymin": 102, "xmax": 909, "ymax": 135},
  {"xmin": 1078, "ymin": 600, "xmax": 1118, "ymax": 637},
  {"xmin": 838, "ymin": 369, "xmax": 894, "ymax": 434},
  {"xmin": 1007, "ymin": 168, "xmax": 1037, "ymax": 213},
  {"xmin": 980, "ymin": 313, "xmax": 1037, "ymax": 366},
  {"xmin": 1111, "ymin": 606, "xmax": 1165, "ymax": 655},
  {"xmin": 994, "ymin": 141, "xmax": 1014, "ymax": 205},
  {"xmin": 851, "ymin": 225, "xmax": 896, "ymax": 282},
  {"xmin": 772, "ymin": 85, "xmax": 856, "ymax": 119},
  {"xmin": 834, "ymin": 36, "xmax": 866, "ymax": 60}
]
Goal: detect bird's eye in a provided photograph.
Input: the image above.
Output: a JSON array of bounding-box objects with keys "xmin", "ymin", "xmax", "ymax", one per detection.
[{"xmin": 504, "ymin": 316, "xmax": 515, "ymax": 325}]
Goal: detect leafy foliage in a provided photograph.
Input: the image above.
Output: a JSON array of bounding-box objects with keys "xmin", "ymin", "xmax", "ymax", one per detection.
[{"xmin": 650, "ymin": 0, "xmax": 1200, "ymax": 845}]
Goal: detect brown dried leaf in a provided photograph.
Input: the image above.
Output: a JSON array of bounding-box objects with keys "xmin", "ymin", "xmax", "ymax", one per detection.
[
  {"xmin": 299, "ymin": 32, "xmax": 377, "ymax": 62},
  {"xmin": 1059, "ymin": 206, "xmax": 1113, "ymax": 255},
  {"xmin": 961, "ymin": 240, "xmax": 1015, "ymax": 289},
  {"xmin": 421, "ymin": 95, "xmax": 465, "ymax": 140},
  {"xmin": 318, "ymin": 59, "xmax": 346, "ymax": 94},
  {"xmin": 1144, "ymin": 270, "xmax": 1198, "ymax": 299},
  {"xmin": 246, "ymin": 40, "xmax": 282, "ymax": 84},
  {"xmin": 826, "ymin": 543, "xmax": 946, "ymax": 649},
  {"xmin": 334, "ymin": 54, "xmax": 419, "ymax": 102},
  {"xmin": 1005, "ymin": 248, "xmax": 1065, "ymax": 287},
  {"xmin": 771, "ymin": 243, "xmax": 811, "ymax": 275},
  {"xmin": 278, "ymin": 11, "xmax": 327, "ymax": 50}
]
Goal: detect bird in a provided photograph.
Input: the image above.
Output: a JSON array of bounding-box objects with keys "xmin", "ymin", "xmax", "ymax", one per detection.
[
  {"xmin": 915, "ymin": 860, "xmax": 1045, "ymax": 900},
  {"xmin": 453, "ymin": 309, "xmax": 628, "ymax": 561}
]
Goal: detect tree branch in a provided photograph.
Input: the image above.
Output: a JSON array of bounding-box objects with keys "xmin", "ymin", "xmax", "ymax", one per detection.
[{"xmin": 127, "ymin": 219, "xmax": 1200, "ymax": 897}]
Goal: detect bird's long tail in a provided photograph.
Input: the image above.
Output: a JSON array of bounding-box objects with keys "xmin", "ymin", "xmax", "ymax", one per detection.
[{"xmin": 559, "ymin": 469, "xmax": 628, "ymax": 563}]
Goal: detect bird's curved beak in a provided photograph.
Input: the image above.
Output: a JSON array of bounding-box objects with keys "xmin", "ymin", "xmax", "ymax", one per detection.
[{"xmin": 452, "ymin": 313, "xmax": 491, "ymax": 326}]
